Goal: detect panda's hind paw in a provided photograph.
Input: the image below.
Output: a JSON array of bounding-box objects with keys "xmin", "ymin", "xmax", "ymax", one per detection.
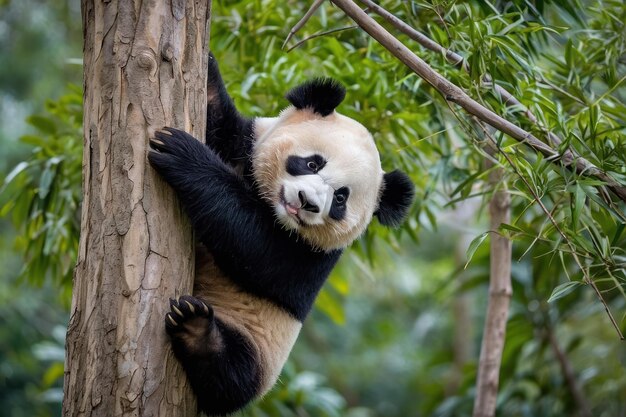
[
  {"xmin": 165, "ymin": 295, "xmax": 213, "ymax": 334},
  {"xmin": 166, "ymin": 295, "xmax": 223, "ymax": 356}
]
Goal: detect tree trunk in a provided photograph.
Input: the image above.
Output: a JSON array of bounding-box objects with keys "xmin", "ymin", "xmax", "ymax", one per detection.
[
  {"xmin": 63, "ymin": 1, "xmax": 210, "ymax": 416},
  {"xmin": 472, "ymin": 162, "xmax": 512, "ymax": 417}
]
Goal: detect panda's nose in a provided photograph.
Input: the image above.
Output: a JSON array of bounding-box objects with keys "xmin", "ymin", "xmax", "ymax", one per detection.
[{"xmin": 298, "ymin": 191, "xmax": 320, "ymax": 213}]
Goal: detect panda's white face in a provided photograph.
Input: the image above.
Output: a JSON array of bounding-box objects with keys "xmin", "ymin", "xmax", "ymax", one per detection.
[{"xmin": 252, "ymin": 107, "xmax": 384, "ymax": 251}]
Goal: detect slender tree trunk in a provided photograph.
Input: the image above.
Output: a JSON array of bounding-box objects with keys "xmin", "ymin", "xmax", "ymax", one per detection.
[
  {"xmin": 63, "ymin": 1, "xmax": 210, "ymax": 416},
  {"xmin": 472, "ymin": 162, "xmax": 512, "ymax": 417}
]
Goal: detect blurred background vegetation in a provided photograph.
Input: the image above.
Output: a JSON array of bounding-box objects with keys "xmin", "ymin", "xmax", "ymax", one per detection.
[{"xmin": 0, "ymin": 0, "xmax": 625, "ymax": 416}]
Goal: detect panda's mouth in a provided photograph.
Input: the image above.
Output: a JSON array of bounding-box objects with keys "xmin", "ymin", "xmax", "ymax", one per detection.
[{"xmin": 279, "ymin": 186, "xmax": 303, "ymax": 225}]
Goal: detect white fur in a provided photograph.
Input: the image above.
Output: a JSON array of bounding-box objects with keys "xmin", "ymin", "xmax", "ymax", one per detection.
[{"xmin": 252, "ymin": 107, "xmax": 384, "ymax": 250}]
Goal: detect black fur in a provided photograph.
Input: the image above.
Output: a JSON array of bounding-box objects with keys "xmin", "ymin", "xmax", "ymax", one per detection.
[
  {"xmin": 150, "ymin": 127, "xmax": 341, "ymax": 415},
  {"xmin": 149, "ymin": 128, "xmax": 341, "ymax": 322},
  {"xmin": 375, "ymin": 170, "xmax": 415, "ymax": 227},
  {"xmin": 205, "ymin": 52, "xmax": 254, "ymax": 171},
  {"xmin": 286, "ymin": 154, "xmax": 327, "ymax": 176},
  {"xmin": 285, "ymin": 78, "xmax": 346, "ymax": 117},
  {"xmin": 167, "ymin": 296, "xmax": 261, "ymax": 416},
  {"xmin": 329, "ymin": 187, "xmax": 349, "ymax": 221},
  {"xmin": 149, "ymin": 56, "xmax": 412, "ymax": 416}
]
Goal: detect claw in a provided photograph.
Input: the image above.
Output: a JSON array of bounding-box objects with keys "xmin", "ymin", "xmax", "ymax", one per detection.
[
  {"xmin": 155, "ymin": 129, "xmax": 175, "ymax": 140},
  {"xmin": 166, "ymin": 313, "xmax": 179, "ymax": 327},
  {"xmin": 172, "ymin": 305, "xmax": 184, "ymax": 317},
  {"xmin": 201, "ymin": 301, "xmax": 210, "ymax": 315},
  {"xmin": 184, "ymin": 299, "xmax": 195, "ymax": 314}
]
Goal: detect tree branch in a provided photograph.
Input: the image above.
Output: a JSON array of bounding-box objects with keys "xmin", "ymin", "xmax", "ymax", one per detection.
[
  {"xmin": 285, "ymin": 25, "xmax": 358, "ymax": 53},
  {"xmin": 329, "ymin": 0, "xmax": 626, "ymax": 203},
  {"xmin": 359, "ymin": 0, "xmax": 554, "ymax": 138},
  {"xmin": 282, "ymin": 0, "xmax": 325, "ymax": 49},
  {"xmin": 359, "ymin": 0, "xmax": 465, "ymax": 68},
  {"xmin": 358, "ymin": 0, "xmax": 621, "ymax": 206}
]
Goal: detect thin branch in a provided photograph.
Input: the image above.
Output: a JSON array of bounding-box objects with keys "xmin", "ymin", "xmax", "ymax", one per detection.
[
  {"xmin": 282, "ymin": 0, "xmax": 325, "ymax": 49},
  {"xmin": 330, "ymin": 0, "xmax": 626, "ymax": 203},
  {"xmin": 359, "ymin": 0, "xmax": 465, "ymax": 67},
  {"xmin": 286, "ymin": 25, "xmax": 358, "ymax": 53},
  {"xmin": 360, "ymin": 0, "xmax": 548, "ymax": 132}
]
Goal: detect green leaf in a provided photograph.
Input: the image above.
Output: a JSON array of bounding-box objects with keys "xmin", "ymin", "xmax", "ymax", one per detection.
[
  {"xmin": 20, "ymin": 134, "xmax": 47, "ymax": 147},
  {"xmin": 547, "ymin": 281, "xmax": 583, "ymax": 303},
  {"xmin": 3, "ymin": 161, "xmax": 30, "ymax": 186},
  {"xmin": 611, "ymin": 223, "xmax": 625, "ymax": 246},
  {"xmin": 465, "ymin": 232, "xmax": 489, "ymax": 269},
  {"xmin": 26, "ymin": 115, "xmax": 58, "ymax": 135},
  {"xmin": 499, "ymin": 223, "xmax": 525, "ymax": 238},
  {"xmin": 572, "ymin": 184, "xmax": 585, "ymax": 228},
  {"xmin": 42, "ymin": 362, "xmax": 65, "ymax": 387},
  {"xmin": 38, "ymin": 166, "xmax": 56, "ymax": 199}
]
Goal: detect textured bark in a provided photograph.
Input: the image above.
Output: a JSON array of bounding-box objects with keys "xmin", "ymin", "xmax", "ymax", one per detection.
[
  {"xmin": 63, "ymin": 1, "xmax": 210, "ymax": 416},
  {"xmin": 472, "ymin": 163, "xmax": 512, "ymax": 417}
]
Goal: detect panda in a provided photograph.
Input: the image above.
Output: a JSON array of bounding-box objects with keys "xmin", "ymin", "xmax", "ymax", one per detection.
[{"xmin": 148, "ymin": 54, "xmax": 415, "ymax": 416}]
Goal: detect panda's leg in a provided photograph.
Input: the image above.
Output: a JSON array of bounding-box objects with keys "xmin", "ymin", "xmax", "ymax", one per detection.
[{"xmin": 166, "ymin": 295, "xmax": 261, "ymax": 416}]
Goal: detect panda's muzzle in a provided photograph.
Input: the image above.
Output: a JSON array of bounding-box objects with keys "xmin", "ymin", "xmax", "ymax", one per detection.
[
  {"xmin": 298, "ymin": 191, "xmax": 320, "ymax": 213},
  {"xmin": 279, "ymin": 187, "xmax": 303, "ymax": 225}
]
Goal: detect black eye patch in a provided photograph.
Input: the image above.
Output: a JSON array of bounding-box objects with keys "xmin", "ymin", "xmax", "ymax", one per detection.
[
  {"xmin": 286, "ymin": 154, "xmax": 327, "ymax": 176},
  {"xmin": 329, "ymin": 187, "xmax": 350, "ymax": 221}
]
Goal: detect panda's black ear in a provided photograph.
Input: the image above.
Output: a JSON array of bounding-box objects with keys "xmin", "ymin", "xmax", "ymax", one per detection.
[
  {"xmin": 375, "ymin": 170, "xmax": 415, "ymax": 227},
  {"xmin": 285, "ymin": 78, "xmax": 346, "ymax": 117}
]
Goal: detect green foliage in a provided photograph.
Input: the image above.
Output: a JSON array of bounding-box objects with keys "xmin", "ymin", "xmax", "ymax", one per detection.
[
  {"xmin": 243, "ymin": 364, "xmax": 349, "ymax": 417},
  {"xmin": 0, "ymin": 273, "xmax": 67, "ymax": 417},
  {"xmin": 207, "ymin": 0, "xmax": 626, "ymax": 415},
  {"xmin": 396, "ymin": 0, "xmax": 626, "ymax": 312},
  {"xmin": 209, "ymin": 0, "xmax": 626, "ymax": 330},
  {"xmin": 1, "ymin": 85, "xmax": 82, "ymax": 291},
  {"xmin": 0, "ymin": 0, "xmax": 81, "ymax": 101},
  {"xmin": 1, "ymin": 0, "xmax": 625, "ymax": 415}
]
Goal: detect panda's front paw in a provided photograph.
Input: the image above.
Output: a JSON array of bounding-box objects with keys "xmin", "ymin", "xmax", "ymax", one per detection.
[
  {"xmin": 149, "ymin": 126, "xmax": 192, "ymax": 155},
  {"xmin": 166, "ymin": 295, "xmax": 221, "ymax": 356},
  {"xmin": 148, "ymin": 127, "xmax": 204, "ymax": 174}
]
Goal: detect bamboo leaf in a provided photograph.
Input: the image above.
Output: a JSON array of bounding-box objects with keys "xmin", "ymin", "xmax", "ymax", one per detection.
[
  {"xmin": 572, "ymin": 184, "xmax": 585, "ymax": 228},
  {"xmin": 26, "ymin": 115, "xmax": 58, "ymax": 135},
  {"xmin": 3, "ymin": 161, "xmax": 30, "ymax": 186},
  {"xmin": 465, "ymin": 232, "xmax": 489, "ymax": 269},
  {"xmin": 548, "ymin": 281, "xmax": 583, "ymax": 303}
]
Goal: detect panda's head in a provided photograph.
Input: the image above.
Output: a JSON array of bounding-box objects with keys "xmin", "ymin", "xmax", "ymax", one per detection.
[{"xmin": 252, "ymin": 79, "xmax": 414, "ymax": 251}]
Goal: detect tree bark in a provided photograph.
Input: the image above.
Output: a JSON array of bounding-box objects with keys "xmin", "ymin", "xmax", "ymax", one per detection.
[
  {"xmin": 472, "ymin": 162, "xmax": 512, "ymax": 417},
  {"xmin": 63, "ymin": 1, "xmax": 210, "ymax": 416}
]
